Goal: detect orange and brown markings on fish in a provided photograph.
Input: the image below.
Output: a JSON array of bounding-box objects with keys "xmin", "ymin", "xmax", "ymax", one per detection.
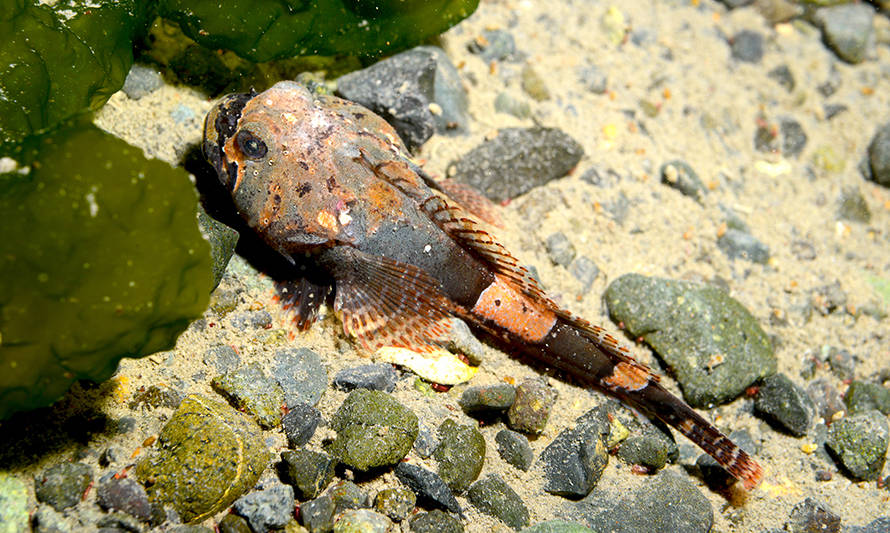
[
  {"xmin": 602, "ymin": 361, "xmax": 652, "ymax": 392},
  {"xmin": 471, "ymin": 274, "xmax": 556, "ymax": 342}
]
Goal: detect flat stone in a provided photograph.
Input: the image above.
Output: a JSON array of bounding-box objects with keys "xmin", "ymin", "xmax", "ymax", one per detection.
[
  {"xmin": 467, "ymin": 474, "xmax": 530, "ymax": 530},
  {"xmin": 826, "ymin": 409, "xmax": 889, "ymax": 480},
  {"xmin": 545, "ymin": 232, "xmax": 576, "ymax": 268},
  {"xmin": 754, "ymin": 373, "xmax": 815, "ymax": 437},
  {"xmin": 434, "ymin": 419, "xmax": 486, "ymax": 493},
  {"xmin": 394, "ymin": 462, "xmax": 461, "ymax": 514},
  {"xmin": 333, "ymin": 364, "xmax": 398, "ymax": 393},
  {"xmin": 717, "ymin": 229, "xmax": 770, "ymax": 264},
  {"xmin": 329, "ymin": 390, "xmax": 418, "ymax": 470},
  {"xmin": 272, "ymin": 348, "xmax": 328, "ymax": 408},
  {"xmin": 730, "ymin": 30, "xmax": 764, "ymax": 63},
  {"xmin": 605, "ymin": 274, "xmax": 776, "ymax": 407},
  {"xmin": 282, "ymin": 402, "xmax": 322, "ymax": 448},
  {"xmin": 211, "ymin": 363, "xmax": 285, "ymax": 429},
  {"xmin": 34, "ymin": 462, "xmax": 92, "ymax": 511},
  {"xmin": 507, "ymin": 377, "xmax": 558, "ymax": 434},
  {"xmin": 540, "ymin": 408, "xmax": 610, "ymax": 497},
  {"xmin": 495, "ymin": 429, "xmax": 534, "ymax": 472},
  {"xmin": 232, "ymin": 484, "xmax": 295, "ymax": 532}
]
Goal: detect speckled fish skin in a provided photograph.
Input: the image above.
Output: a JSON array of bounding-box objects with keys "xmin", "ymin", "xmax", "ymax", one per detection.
[{"xmin": 203, "ymin": 80, "xmax": 763, "ymax": 490}]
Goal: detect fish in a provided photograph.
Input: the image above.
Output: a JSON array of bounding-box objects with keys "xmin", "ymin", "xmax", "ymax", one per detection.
[{"xmin": 202, "ymin": 80, "xmax": 764, "ymax": 490}]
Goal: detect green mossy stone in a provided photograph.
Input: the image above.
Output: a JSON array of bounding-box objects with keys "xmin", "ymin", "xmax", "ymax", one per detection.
[
  {"xmin": 0, "ymin": 123, "xmax": 213, "ymax": 419},
  {"xmin": 211, "ymin": 363, "xmax": 286, "ymax": 429},
  {"xmin": 0, "ymin": 473, "xmax": 29, "ymax": 533},
  {"xmin": 843, "ymin": 381, "xmax": 890, "ymax": 415},
  {"xmin": 605, "ymin": 274, "xmax": 776, "ymax": 407},
  {"xmin": 281, "ymin": 449, "xmax": 337, "ymax": 500},
  {"xmin": 826, "ymin": 409, "xmax": 889, "ymax": 481},
  {"xmin": 135, "ymin": 394, "xmax": 270, "ymax": 523},
  {"xmin": 467, "ymin": 474, "xmax": 530, "ymax": 531},
  {"xmin": 329, "ymin": 390, "xmax": 418, "ymax": 470},
  {"xmin": 373, "ymin": 487, "xmax": 416, "ymax": 522},
  {"xmin": 434, "ymin": 419, "xmax": 486, "ymax": 493}
]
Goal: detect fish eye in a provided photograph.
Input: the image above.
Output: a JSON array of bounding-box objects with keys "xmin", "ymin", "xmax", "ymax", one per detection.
[{"xmin": 235, "ymin": 129, "xmax": 268, "ymax": 159}]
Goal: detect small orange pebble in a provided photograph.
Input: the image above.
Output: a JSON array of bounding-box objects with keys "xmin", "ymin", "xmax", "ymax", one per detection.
[
  {"xmin": 717, "ymin": 222, "xmax": 728, "ymax": 238},
  {"xmin": 682, "ymin": 227, "xmax": 694, "ymax": 240},
  {"xmin": 143, "ymin": 435, "xmax": 157, "ymax": 447},
  {"xmin": 883, "ymin": 199, "xmax": 890, "ymax": 210},
  {"xmin": 862, "ymin": 86, "xmax": 874, "ymax": 96},
  {"xmin": 628, "ymin": 121, "xmax": 637, "ymax": 133},
  {"xmin": 706, "ymin": 179, "xmax": 719, "ymax": 190},
  {"xmin": 489, "ymin": 61, "xmax": 497, "ymax": 75},
  {"xmin": 593, "ymin": 201, "xmax": 603, "ymax": 213},
  {"xmin": 474, "ymin": 34, "xmax": 490, "ymax": 47},
  {"xmin": 503, "ymin": 376, "xmax": 516, "ymax": 385},
  {"xmin": 456, "ymin": 60, "xmax": 466, "ymax": 70},
  {"xmin": 249, "ymin": 301, "xmax": 264, "ymax": 311},
  {"xmin": 130, "ymin": 447, "xmax": 142, "ymax": 459},
  {"xmin": 663, "ymin": 87, "xmax": 672, "ymax": 99},
  {"xmin": 608, "ymin": 90, "xmax": 617, "ymax": 101}
]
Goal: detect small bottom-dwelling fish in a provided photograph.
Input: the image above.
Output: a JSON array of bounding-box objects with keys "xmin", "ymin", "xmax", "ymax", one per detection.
[{"xmin": 203, "ymin": 81, "xmax": 763, "ymax": 490}]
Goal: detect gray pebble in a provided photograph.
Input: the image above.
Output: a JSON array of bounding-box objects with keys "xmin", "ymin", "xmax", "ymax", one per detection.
[
  {"xmin": 229, "ymin": 310, "xmax": 272, "ymax": 331},
  {"xmin": 846, "ymin": 517, "xmax": 890, "ymax": 533},
  {"xmin": 826, "ymin": 347, "xmax": 856, "ymax": 380},
  {"xmin": 328, "ymin": 480, "xmax": 371, "ymax": 514},
  {"xmin": 300, "ymin": 494, "xmax": 335, "ymax": 533},
  {"xmin": 232, "ymin": 484, "xmax": 295, "ymax": 533},
  {"xmin": 717, "ymin": 228, "xmax": 770, "ymax": 264},
  {"xmin": 329, "ymin": 390, "xmax": 418, "ymax": 470},
  {"xmin": 806, "ymin": 378, "xmax": 846, "ymax": 422},
  {"xmin": 837, "ymin": 187, "xmax": 871, "ymax": 223},
  {"xmin": 577, "ymin": 64, "xmax": 608, "ymax": 94},
  {"xmin": 767, "ymin": 65, "xmax": 795, "ymax": 92},
  {"xmin": 780, "ymin": 118, "xmax": 807, "ymax": 158},
  {"xmin": 272, "ymin": 347, "xmax": 328, "ymax": 408},
  {"xmin": 469, "ymin": 29, "xmax": 517, "ymax": 63},
  {"xmin": 281, "ymin": 402, "xmax": 322, "ymax": 448},
  {"xmin": 444, "ymin": 318, "xmax": 486, "ymax": 366},
  {"xmin": 730, "ymin": 30, "xmax": 764, "ymax": 63},
  {"xmin": 394, "ymin": 462, "xmax": 462, "ymax": 514},
  {"xmin": 203, "ymin": 345, "xmax": 240, "ymax": 374},
  {"xmin": 754, "ymin": 373, "xmax": 815, "ymax": 437},
  {"xmin": 122, "ymin": 64, "xmax": 163, "ymax": 100},
  {"xmin": 34, "ymin": 462, "xmax": 92, "ymax": 511},
  {"xmin": 660, "ymin": 160, "xmax": 707, "ymax": 203},
  {"xmin": 540, "ymin": 408, "xmax": 610, "ymax": 497},
  {"xmin": 494, "ymin": 92, "xmax": 531, "ymax": 119},
  {"xmin": 814, "ymin": 4, "xmax": 875, "ymax": 64},
  {"xmin": 568, "ymin": 257, "xmax": 599, "ymax": 293},
  {"xmin": 333, "ymin": 364, "xmax": 398, "ymax": 393},
  {"xmin": 545, "ymin": 232, "xmax": 577, "ymax": 268},
  {"xmin": 495, "ymin": 429, "xmax": 534, "ymax": 472},
  {"xmin": 467, "ymin": 474, "xmax": 530, "ymax": 530},
  {"xmin": 414, "ymin": 425, "xmax": 440, "ymax": 459},
  {"xmin": 31, "ymin": 503, "xmax": 67, "ymax": 533}
]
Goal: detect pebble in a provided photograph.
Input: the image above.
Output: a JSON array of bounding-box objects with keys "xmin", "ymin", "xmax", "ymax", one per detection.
[
  {"xmin": 730, "ymin": 30, "xmax": 764, "ymax": 63},
  {"xmin": 615, "ymin": 416, "xmax": 677, "ymax": 471},
  {"xmin": 328, "ymin": 480, "xmax": 371, "ymax": 514},
  {"xmin": 806, "ymin": 378, "xmax": 847, "ymax": 422},
  {"xmin": 394, "ymin": 462, "xmax": 462, "ymax": 514},
  {"xmin": 282, "ymin": 402, "xmax": 322, "ymax": 448},
  {"xmin": 334, "ymin": 509, "xmax": 393, "ymax": 533},
  {"xmin": 568, "ymin": 257, "xmax": 599, "ymax": 294},
  {"xmin": 660, "ymin": 160, "xmax": 707, "ymax": 203},
  {"xmin": 753, "ymin": 373, "xmax": 815, "ymax": 437},
  {"xmin": 718, "ymin": 0, "xmax": 753, "ymax": 8},
  {"xmin": 448, "ymin": 127, "xmax": 584, "ymax": 202},
  {"xmin": 337, "ymin": 46, "xmax": 468, "ymax": 148},
  {"xmin": 468, "ymin": 29, "xmax": 517, "ymax": 63},
  {"xmin": 330, "ymin": 390, "xmax": 418, "ymax": 470},
  {"xmin": 577, "ymin": 64, "xmax": 608, "ymax": 94},
  {"xmin": 459, "ymin": 383, "xmax": 517, "ymax": 414},
  {"xmin": 232, "ymin": 484, "xmax": 295, "ymax": 533},
  {"xmin": 272, "ymin": 347, "xmax": 328, "ymax": 408},
  {"xmin": 823, "ymin": 103, "xmax": 848, "ymax": 120},
  {"xmin": 202, "ymin": 345, "xmax": 240, "ymax": 374},
  {"xmin": 521, "ymin": 64, "xmax": 550, "ymax": 101},
  {"xmin": 827, "ymin": 409, "xmax": 889, "ymax": 480},
  {"xmin": 333, "ymin": 363, "xmax": 398, "ymax": 393},
  {"xmin": 414, "ymin": 425, "xmax": 439, "ymax": 458},
  {"xmin": 837, "ymin": 187, "xmax": 872, "ymax": 224},
  {"xmin": 467, "ymin": 474, "xmax": 530, "ymax": 530},
  {"xmin": 211, "ymin": 363, "xmax": 286, "ymax": 429},
  {"xmin": 409, "ymin": 510, "xmax": 465, "ymax": 533},
  {"xmin": 767, "ymin": 65, "xmax": 795, "ymax": 92},
  {"xmin": 209, "ymin": 288, "xmax": 240, "ymax": 317},
  {"xmin": 218, "ymin": 513, "xmax": 253, "ymax": 533},
  {"xmin": 134, "ymin": 394, "xmax": 269, "ymax": 523},
  {"xmin": 300, "ymin": 494, "xmax": 335, "ymax": 533},
  {"xmin": 434, "ymin": 419, "xmax": 486, "ymax": 493},
  {"xmin": 128, "ymin": 384, "xmax": 183, "ymax": 410},
  {"xmin": 866, "ymin": 123, "xmax": 890, "ymax": 187},
  {"xmin": 571, "ymin": 471, "xmax": 713, "ymax": 533},
  {"xmin": 843, "ymin": 381, "xmax": 890, "ymax": 415},
  {"xmin": 374, "ymin": 487, "xmax": 416, "ymax": 521},
  {"xmin": 544, "ymin": 232, "xmax": 576, "ymax": 268},
  {"xmin": 494, "ymin": 92, "xmax": 531, "ymax": 119},
  {"xmin": 813, "ymin": 4, "xmax": 875, "ymax": 64},
  {"xmin": 34, "ymin": 462, "xmax": 92, "ymax": 511},
  {"xmin": 495, "ymin": 429, "xmax": 534, "ymax": 472},
  {"xmin": 229, "ymin": 309, "xmax": 273, "ymax": 331},
  {"xmin": 507, "ymin": 377, "xmax": 558, "ymax": 434},
  {"xmin": 604, "ymin": 274, "xmax": 776, "ymax": 407},
  {"xmin": 97, "ymin": 510, "xmax": 144, "ymax": 532},
  {"xmin": 785, "ymin": 497, "xmax": 840, "ymax": 533},
  {"xmin": 540, "ymin": 407, "xmax": 610, "ymax": 497},
  {"xmin": 443, "ymin": 317, "xmax": 486, "ymax": 366},
  {"xmin": 31, "ymin": 503, "xmax": 67, "ymax": 533},
  {"xmin": 780, "ymin": 117, "xmax": 807, "ymax": 158},
  {"xmin": 717, "ymin": 228, "xmax": 771, "ymax": 265},
  {"xmin": 96, "ymin": 477, "xmax": 152, "ymax": 522},
  {"xmin": 0, "ymin": 473, "xmax": 29, "ymax": 532},
  {"xmin": 122, "ymin": 64, "xmax": 163, "ymax": 100},
  {"xmin": 197, "ymin": 206, "xmax": 239, "ymax": 291},
  {"xmin": 520, "ymin": 521, "xmax": 594, "ymax": 533},
  {"xmin": 280, "ymin": 449, "xmax": 337, "ymax": 500},
  {"xmin": 811, "ymin": 283, "xmax": 848, "ymax": 317}
]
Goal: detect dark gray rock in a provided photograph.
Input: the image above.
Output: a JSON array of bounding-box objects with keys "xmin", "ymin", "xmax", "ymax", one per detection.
[
  {"xmin": 806, "ymin": 378, "xmax": 846, "ymax": 422},
  {"xmin": 122, "ymin": 64, "xmax": 163, "ymax": 100},
  {"xmin": 410, "ymin": 510, "xmax": 465, "ymax": 533},
  {"xmin": 785, "ymin": 497, "xmax": 840, "ymax": 533},
  {"xmin": 449, "ymin": 128, "xmax": 584, "ymax": 202},
  {"xmin": 605, "ymin": 274, "xmax": 776, "ymax": 407},
  {"xmin": 337, "ymin": 46, "xmax": 468, "ymax": 149},
  {"xmin": 730, "ymin": 30, "xmax": 764, "ymax": 63},
  {"xmin": 96, "ymin": 477, "xmax": 152, "ymax": 522},
  {"xmin": 754, "ymin": 373, "xmax": 815, "ymax": 436},
  {"xmin": 696, "ymin": 429, "xmax": 758, "ymax": 489},
  {"xmin": 272, "ymin": 347, "xmax": 327, "ymax": 408},
  {"xmin": 434, "ymin": 420, "xmax": 486, "ymax": 493},
  {"xmin": 827, "ymin": 409, "xmax": 889, "ymax": 480},
  {"xmin": 197, "ymin": 209, "xmax": 239, "ymax": 290},
  {"xmin": 96, "ymin": 511, "xmax": 144, "ymax": 532},
  {"xmin": 300, "ymin": 494, "xmax": 334, "ymax": 533},
  {"xmin": 717, "ymin": 228, "xmax": 770, "ymax": 264},
  {"xmin": 394, "ymin": 462, "xmax": 462, "ymax": 514},
  {"xmin": 34, "ymin": 462, "xmax": 92, "ymax": 511},
  {"xmin": 495, "ymin": 429, "xmax": 534, "ymax": 472},
  {"xmin": 867, "ymin": 123, "xmax": 890, "ymax": 187},
  {"xmin": 459, "ymin": 384, "xmax": 516, "ymax": 414},
  {"xmin": 443, "ymin": 317, "xmax": 486, "ymax": 366},
  {"xmin": 329, "ymin": 389, "xmax": 418, "ymax": 470},
  {"xmin": 211, "ymin": 363, "xmax": 285, "ymax": 429},
  {"xmin": 467, "ymin": 474, "xmax": 530, "ymax": 530},
  {"xmin": 374, "ymin": 487, "xmax": 416, "ymax": 521},
  {"xmin": 414, "ymin": 425, "xmax": 439, "ymax": 459},
  {"xmin": 229, "ymin": 310, "xmax": 272, "ymax": 331},
  {"xmin": 718, "ymin": 0, "xmax": 753, "ymax": 8},
  {"xmin": 282, "ymin": 402, "xmax": 321, "ymax": 448},
  {"xmin": 568, "ymin": 257, "xmax": 599, "ymax": 293},
  {"xmin": 281, "ymin": 449, "xmax": 336, "ymax": 500},
  {"xmin": 202, "ymin": 345, "xmax": 240, "ymax": 374},
  {"xmin": 507, "ymin": 377, "xmax": 558, "ymax": 434},
  {"xmin": 660, "ymin": 160, "xmax": 707, "ymax": 203},
  {"xmin": 838, "ymin": 187, "xmax": 872, "ymax": 223},
  {"xmin": 754, "ymin": 121, "xmax": 779, "ymax": 153},
  {"xmin": 577, "ymin": 64, "xmax": 608, "ymax": 94},
  {"xmin": 333, "ymin": 364, "xmax": 398, "ymax": 393},
  {"xmin": 767, "ymin": 65, "xmax": 795, "ymax": 92},
  {"xmin": 540, "ymin": 408, "xmax": 610, "ymax": 497},
  {"xmin": 824, "ymin": 104, "xmax": 847, "ymax": 120},
  {"xmin": 232, "ymin": 484, "xmax": 294, "ymax": 533},
  {"xmin": 571, "ymin": 471, "xmax": 713, "ymax": 533},
  {"xmin": 605, "ymin": 400, "xmax": 678, "ymax": 471},
  {"xmin": 474, "ymin": 29, "xmax": 517, "ymax": 62},
  {"xmin": 814, "ymin": 4, "xmax": 875, "ymax": 64},
  {"xmin": 844, "ymin": 381, "xmax": 890, "ymax": 415},
  {"xmin": 780, "ymin": 118, "xmax": 807, "ymax": 158},
  {"xmin": 545, "ymin": 232, "xmax": 577, "ymax": 268}
]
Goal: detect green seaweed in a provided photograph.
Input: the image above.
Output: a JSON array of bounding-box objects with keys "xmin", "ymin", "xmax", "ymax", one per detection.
[
  {"xmin": 0, "ymin": 121, "xmax": 212, "ymax": 419},
  {"xmin": 158, "ymin": 0, "xmax": 479, "ymax": 62}
]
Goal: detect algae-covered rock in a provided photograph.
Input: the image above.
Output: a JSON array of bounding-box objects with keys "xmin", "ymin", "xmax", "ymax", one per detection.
[
  {"xmin": 826, "ymin": 409, "xmax": 889, "ymax": 481},
  {"xmin": 605, "ymin": 274, "xmax": 776, "ymax": 407},
  {"xmin": 135, "ymin": 394, "xmax": 270, "ymax": 523},
  {"xmin": 211, "ymin": 363, "xmax": 286, "ymax": 429},
  {"xmin": 0, "ymin": 1, "xmax": 147, "ymax": 153},
  {"xmin": 434, "ymin": 419, "xmax": 486, "ymax": 493},
  {"xmin": 0, "ymin": 123, "xmax": 213, "ymax": 419},
  {"xmin": 159, "ymin": 0, "xmax": 478, "ymax": 63},
  {"xmin": 329, "ymin": 390, "xmax": 418, "ymax": 470}
]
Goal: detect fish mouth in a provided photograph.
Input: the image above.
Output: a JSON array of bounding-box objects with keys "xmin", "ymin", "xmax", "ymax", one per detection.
[{"xmin": 202, "ymin": 90, "xmax": 256, "ymax": 191}]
